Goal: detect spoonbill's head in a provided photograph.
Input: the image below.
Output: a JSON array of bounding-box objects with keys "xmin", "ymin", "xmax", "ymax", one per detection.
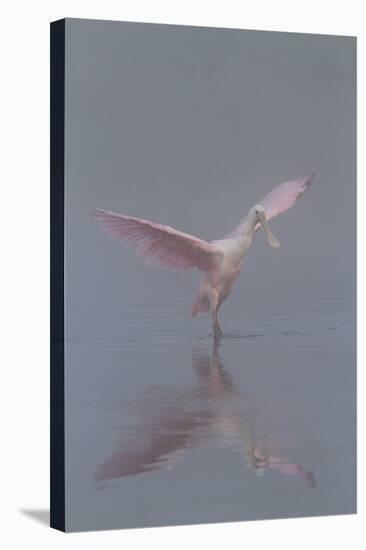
[{"xmin": 254, "ymin": 205, "xmax": 280, "ymax": 249}]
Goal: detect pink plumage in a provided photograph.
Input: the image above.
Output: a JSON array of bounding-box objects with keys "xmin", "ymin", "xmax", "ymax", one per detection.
[
  {"xmin": 257, "ymin": 173, "xmax": 315, "ymax": 225},
  {"xmin": 94, "ymin": 209, "xmax": 221, "ymax": 271},
  {"xmin": 229, "ymin": 174, "xmax": 315, "ymax": 237}
]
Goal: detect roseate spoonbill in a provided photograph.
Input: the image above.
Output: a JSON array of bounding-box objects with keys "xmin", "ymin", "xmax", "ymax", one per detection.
[{"xmin": 94, "ymin": 174, "xmax": 314, "ymax": 337}]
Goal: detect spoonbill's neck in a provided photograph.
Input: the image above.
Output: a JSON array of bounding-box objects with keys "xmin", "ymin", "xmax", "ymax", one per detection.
[{"xmin": 238, "ymin": 212, "xmax": 257, "ymax": 239}]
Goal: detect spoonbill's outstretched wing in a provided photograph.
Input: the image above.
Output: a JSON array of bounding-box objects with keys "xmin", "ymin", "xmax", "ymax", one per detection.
[
  {"xmin": 255, "ymin": 173, "xmax": 315, "ymax": 228},
  {"xmin": 94, "ymin": 208, "xmax": 222, "ymax": 271},
  {"xmin": 228, "ymin": 174, "xmax": 315, "ymax": 238}
]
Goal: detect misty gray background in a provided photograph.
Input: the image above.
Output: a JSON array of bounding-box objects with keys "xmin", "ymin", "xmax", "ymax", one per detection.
[{"xmin": 63, "ymin": 19, "xmax": 356, "ymax": 532}]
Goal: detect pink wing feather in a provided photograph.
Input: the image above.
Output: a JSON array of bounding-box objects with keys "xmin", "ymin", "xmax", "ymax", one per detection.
[
  {"xmin": 256, "ymin": 173, "xmax": 315, "ymax": 228},
  {"xmin": 228, "ymin": 174, "xmax": 314, "ymax": 238},
  {"xmin": 94, "ymin": 208, "xmax": 221, "ymax": 271}
]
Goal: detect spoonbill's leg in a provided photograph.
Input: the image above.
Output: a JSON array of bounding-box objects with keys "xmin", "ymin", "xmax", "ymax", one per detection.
[
  {"xmin": 213, "ymin": 307, "xmax": 223, "ymax": 339},
  {"xmin": 206, "ymin": 287, "xmax": 223, "ymax": 339},
  {"xmin": 210, "ymin": 293, "xmax": 223, "ymax": 338}
]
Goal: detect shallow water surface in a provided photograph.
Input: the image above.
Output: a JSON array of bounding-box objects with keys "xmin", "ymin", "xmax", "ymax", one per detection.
[{"xmin": 65, "ymin": 301, "xmax": 356, "ymax": 531}]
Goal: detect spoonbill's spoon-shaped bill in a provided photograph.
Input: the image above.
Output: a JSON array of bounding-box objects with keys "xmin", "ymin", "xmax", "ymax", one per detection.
[{"xmin": 256, "ymin": 211, "xmax": 281, "ymax": 248}]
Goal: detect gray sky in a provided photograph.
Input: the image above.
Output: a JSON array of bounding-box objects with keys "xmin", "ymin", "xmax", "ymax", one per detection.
[{"xmin": 65, "ymin": 19, "xmax": 356, "ymax": 311}]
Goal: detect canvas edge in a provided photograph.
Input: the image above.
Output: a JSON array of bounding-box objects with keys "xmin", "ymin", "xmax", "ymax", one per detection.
[{"xmin": 50, "ymin": 17, "xmax": 66, "ymax": 532}]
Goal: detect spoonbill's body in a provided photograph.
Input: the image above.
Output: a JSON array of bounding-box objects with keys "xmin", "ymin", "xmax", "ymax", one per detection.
[{"xmin": 95, "ymin": 174, "xmax": 314, "ymax": 337}]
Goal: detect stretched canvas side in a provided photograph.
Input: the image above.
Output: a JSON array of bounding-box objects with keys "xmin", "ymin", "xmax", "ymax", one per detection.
[{"xmin": 50, "ymin": 18, "xmax": 66, "ymax": 532}]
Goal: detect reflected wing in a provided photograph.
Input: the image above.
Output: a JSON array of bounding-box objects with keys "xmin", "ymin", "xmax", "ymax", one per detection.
[
  {"xmin": 95, "ymin": 412, "xmax": 212, "ymax": 481},
  {"xmin": 269, "ymin": 461, "xmax": 317, "ymax": 487},
  {"xmin": 255, "ymin": 174, "xmax": 315, "ymax": 230},
  {"xmin": 94, "ymin": 208, "xmax": 222, "ymax": 271}
]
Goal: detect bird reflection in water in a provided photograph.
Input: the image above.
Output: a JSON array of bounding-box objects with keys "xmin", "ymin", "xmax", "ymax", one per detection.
[
  {"xmin": 95, "ymin": 340, "xmax": 315, "ymax": 488},
  {"xmin": 243, "ymin": 430, "xmax": 316, "ymax": 487}
]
